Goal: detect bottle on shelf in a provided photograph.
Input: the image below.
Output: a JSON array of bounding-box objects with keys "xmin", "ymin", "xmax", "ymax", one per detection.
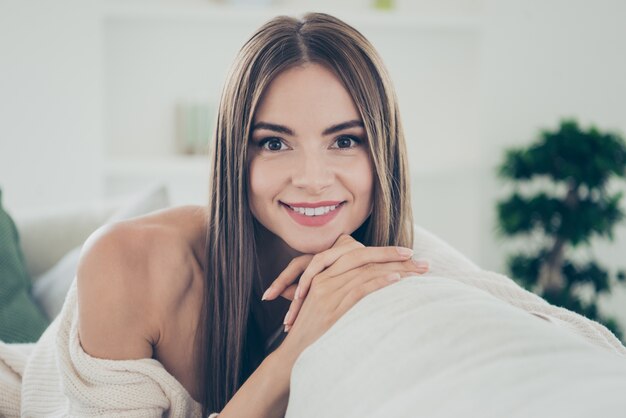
[{"xmin": 175, "ymin": 100, "xmax": 215, "ymax": 156}]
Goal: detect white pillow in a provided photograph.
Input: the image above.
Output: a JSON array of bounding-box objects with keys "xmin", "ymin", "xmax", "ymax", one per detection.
[
  {"xmin": 32, "ymin": 184, "xmax": 170, "ymax": 320},
  {"xmin": 104, "ymin": 183, "xmax": 170, "ymax": 224},
  {"xmin": 286, "ymin": 275, "xmax": 626, "ymax": 418}
]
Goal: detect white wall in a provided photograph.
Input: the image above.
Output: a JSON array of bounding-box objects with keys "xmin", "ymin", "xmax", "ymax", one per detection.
[{"xmin": 0, "ymin": 0, "xmax": 104, "ymax": 216}]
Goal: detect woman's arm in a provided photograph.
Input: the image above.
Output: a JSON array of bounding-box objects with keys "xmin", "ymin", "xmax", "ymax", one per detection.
[
  {"xmin": 218, "ymin": 345, "xmax": 298, "ymax": 418},
  {"xmin": 77, "ymin": 223, "xmax": 158, "ymax": 361},
  {"xmin": 78, "ymin": 223, "xmax": 298, "ymax": 417}
]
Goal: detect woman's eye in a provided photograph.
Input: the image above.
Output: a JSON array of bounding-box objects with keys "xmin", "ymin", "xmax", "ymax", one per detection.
[
  {"xmin": 332, "ymin": 135, "xmax": 362, "ymax": 149},
  {"xmin": 256, "ymin": 135, "xmax": 362, "ymax": 152},
  {"xmin": 258, "ymin": 137, "xmax": 287, "ymax": 152}
]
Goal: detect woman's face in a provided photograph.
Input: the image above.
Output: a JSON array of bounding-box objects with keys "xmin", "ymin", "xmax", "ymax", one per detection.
[{"xmin": 248, "ymin": 63, "xmax": 374, "ymax": 254}]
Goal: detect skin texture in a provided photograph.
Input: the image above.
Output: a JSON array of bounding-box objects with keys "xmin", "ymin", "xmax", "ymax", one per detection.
[{"xmin": 247, "ymin": 62, "xmax": 374, "ymax": 279}]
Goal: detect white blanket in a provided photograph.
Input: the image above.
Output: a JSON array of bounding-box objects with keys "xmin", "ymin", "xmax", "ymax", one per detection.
[
  {"xmin": 286, "ymin": 270, "xmax": 626, "ymax": 418},
  {"xmin": 284, "ymin": 226, "xmax": 626, "ymax": 417}
]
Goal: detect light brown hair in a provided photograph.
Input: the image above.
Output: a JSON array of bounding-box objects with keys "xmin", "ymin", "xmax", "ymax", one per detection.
[{"xmin": 197, "ymin": 12, "xmax": 414, "ymax": 415}]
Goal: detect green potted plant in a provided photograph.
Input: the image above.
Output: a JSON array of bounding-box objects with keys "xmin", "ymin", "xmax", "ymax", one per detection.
[{"xmin": 495, "ymin": 119, "xmax": 626, "ymax": 339}]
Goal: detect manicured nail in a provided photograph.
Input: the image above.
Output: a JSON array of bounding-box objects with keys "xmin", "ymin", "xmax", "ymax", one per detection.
[
  {"xmin": 284, "ymin": 324, "xmax": 291, "ymax": 332},
  {"xmin": 396, "ymin": 247, "xmax": 414, "ymax": 257},
  {"xmin": 261, "ymin": 287, "xmax": 272, "ymax": 301},
  {"xmin": 283, "ymin": 310, "xmax": 292, "ymax": 325},
  {"xmin": 411, "ymin": 258, "xmax": 429, "ymax": 269},
  {"xmin": 295, "ymin": 285, "xmax": 301, "ymax": 300},
  {"xmin": 386, "ymin": 273, "xmax": 401, "ymax": 282}
]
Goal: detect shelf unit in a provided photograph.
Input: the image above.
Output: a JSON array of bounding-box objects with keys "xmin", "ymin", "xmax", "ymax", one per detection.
[{"xmin": 104, "ymin": 154, "xmax": 209, "ymax": 176}]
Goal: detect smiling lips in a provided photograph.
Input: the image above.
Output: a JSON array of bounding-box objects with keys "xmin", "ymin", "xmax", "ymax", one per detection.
[{"xmin": 281, "ymin": 200, "xmax": 346, "ymax": 226}]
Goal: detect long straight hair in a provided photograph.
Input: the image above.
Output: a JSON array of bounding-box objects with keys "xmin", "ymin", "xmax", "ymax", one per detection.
[{"xmin": 196, "ymin": 12, "xmax": 414, "ymax": 415}]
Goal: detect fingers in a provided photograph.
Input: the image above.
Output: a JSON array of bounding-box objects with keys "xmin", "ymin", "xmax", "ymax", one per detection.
[
  {"xmin": 284, "ymin": 270, "xmax": 416, "ymax": 333},
  {"xmin": 334, "ymin": 273, "xmax": 404, "ymax": 318},
  {"xmin": 281, "ymin": 235, "xmax": 362, "ymax": 332},
  {"xmin": 281, "ymin": 239, "xmax": 364, "ymax": 328},
  {"xmin": 264, "ymin": 234, "xmax": 358, "ymax": 302},
  {"xmin": 299, "ymin": 246, "xmax": 418, "ymax": 300},
  {"xmin": 404, "ymin": 258, "xmax": 430, "ymax": 274},
  {"xmin": 262, "ymin": 254, "xmax": 313, "ymax": 301},
  {"xmin": 336, "ymin": 259, "xmax": 428, "ymax": 296},
  {"xmin": 279, "ymin": 283, "xmax": 298, "ymax": 301},
  {"xmin": 331, "ymin": 259, "xmax": 431, "ymax": 319},
  {"xmin": 295, "ymin": 240, "xmax": 364, "ymax": 301},
  {"xmin": 270, "ymin": 231, "xmax": 430, "ymax": 336},
  {"xmin": 284, "ymin": 257, "xmax": 429, "ymax": 327}
]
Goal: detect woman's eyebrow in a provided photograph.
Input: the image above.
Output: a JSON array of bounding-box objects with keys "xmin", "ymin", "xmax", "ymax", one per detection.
[
  {"xmin": 322, "ymin": 120, "xmax": 364, "ymax": 135},
  {"xmin": 251, "ymin": 120, "xmax": 364, "ymax": 136},
  {"xmin": 252, "ymin": 122, "xmax": 294, "ymax": 135}
]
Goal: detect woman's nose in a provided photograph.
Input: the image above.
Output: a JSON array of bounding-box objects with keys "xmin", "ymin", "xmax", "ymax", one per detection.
[{"xmin": 291, "ymin": 152, "xmax": 334, "ymax": 193}]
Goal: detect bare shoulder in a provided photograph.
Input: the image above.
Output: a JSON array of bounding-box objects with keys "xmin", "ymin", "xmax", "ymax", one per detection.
[{"xmin": 76, "ymin": 205, "xmax": 206, "ymax": 361}]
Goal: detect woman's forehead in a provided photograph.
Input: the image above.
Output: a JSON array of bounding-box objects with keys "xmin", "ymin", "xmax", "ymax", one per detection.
[{"xmin": 253, "ymin": 63, "xmax": 361, "ymax": 127}]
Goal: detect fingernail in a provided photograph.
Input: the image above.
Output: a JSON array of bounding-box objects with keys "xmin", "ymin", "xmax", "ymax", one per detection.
[
  {"xmin": 396, "ymin": 247, "xmax": 414, "ymax": 257},
  {"xmin": 411, "ymin": 258, "xmax": 429, "ymax": 269},
  {"xmin": 387, "ymin": 273, "xmax": 401, "ymax": 282},
  {"xmin": 295, "ymin": 285, "xmax": 300, "ymax": 300},
  {"xmin": 283, "ymin": 310, "xmax": 292, "ymax": 325},
  {"xmin": 284, "ymin": 324, "xmax": 291, "ymax": 332},
  {"xmin": 261, "ymin": 287, "xmax": 272, "ymax": 301}
]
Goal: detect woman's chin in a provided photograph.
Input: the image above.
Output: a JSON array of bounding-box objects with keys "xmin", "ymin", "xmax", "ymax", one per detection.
[{"xmin": 287, "ymin": 239, "xmax": 337, "ymax": 255}]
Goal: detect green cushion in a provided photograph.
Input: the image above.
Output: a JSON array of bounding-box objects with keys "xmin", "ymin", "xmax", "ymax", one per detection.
[{"xmin": 0, "ymin": 188, "xmax": 49, "ymax": 343}]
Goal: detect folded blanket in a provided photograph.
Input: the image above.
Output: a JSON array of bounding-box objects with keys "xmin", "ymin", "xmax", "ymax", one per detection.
[
  {"xmin": 409, "ymin": 224, "xmax": 625, "ymax": 355},
  {"xmin": 0, "ymin": 277, "xmax": 219, "ymax": 417},
  {"xmin": 283, "ymin": 225, "xmax": 626, "ymax": 417},
  {"xmin": 286, "ymin": 271, "xmax": 626, "ymax": 418}
]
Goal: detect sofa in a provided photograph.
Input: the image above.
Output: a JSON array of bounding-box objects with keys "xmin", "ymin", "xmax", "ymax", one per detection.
[{"xmin": 2, "ymin": 183, "xmax": 171, "ymax": 342}]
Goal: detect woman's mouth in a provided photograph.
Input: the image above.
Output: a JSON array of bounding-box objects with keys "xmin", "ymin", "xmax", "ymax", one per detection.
[{"xmin": 280, "ymin": 201, "xmax": 346, "ymax": 227}]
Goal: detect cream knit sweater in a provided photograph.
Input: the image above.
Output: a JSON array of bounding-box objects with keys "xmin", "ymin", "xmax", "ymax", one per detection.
[{"xmin": 0, "ymin": 276, "xmax": 219, "ymax": 417}]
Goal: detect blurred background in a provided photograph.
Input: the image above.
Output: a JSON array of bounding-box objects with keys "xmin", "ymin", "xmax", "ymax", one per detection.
[{"xmin": 1, "ymin": 0, "xmax": 625, "ymax": 333}]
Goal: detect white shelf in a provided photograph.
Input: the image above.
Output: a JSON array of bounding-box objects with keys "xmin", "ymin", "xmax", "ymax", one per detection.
[
  {"xmin": 103, "ymin": 155, "xmax": 211, "ymax": 206},
  {"xmin": 104, "ymin": 155, "xmax": 210, "ymax": 177},
  {"xmin": 100, "ymin": 0, "xmax": 482, "ymax": 31}
]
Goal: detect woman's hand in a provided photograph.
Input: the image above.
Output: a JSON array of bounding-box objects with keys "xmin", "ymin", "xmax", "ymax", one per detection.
[
  {"xmin": 262, "ymin": 234, "xmax": 430, "ymax": 331},
  {"xmin": 271, "ymin": 233, "xmax": 429, "ymax": 361},
  {"xmin": 261, "ymin": 253, "xmax": 315, "ymax": 302}
]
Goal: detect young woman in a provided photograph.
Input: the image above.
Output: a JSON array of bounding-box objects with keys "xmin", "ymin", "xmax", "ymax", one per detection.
[{"xmin": 77, "ymin": 12, "xmax": 429, "ymax": 417}]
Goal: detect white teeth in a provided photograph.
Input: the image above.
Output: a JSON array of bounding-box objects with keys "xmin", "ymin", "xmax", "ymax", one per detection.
[{"xmin": 288, "ymin": 203, "xmax": 342, "ymax": 217}]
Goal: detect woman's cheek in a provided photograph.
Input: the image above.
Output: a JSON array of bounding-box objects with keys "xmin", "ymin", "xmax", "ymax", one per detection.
[
  {"xmin": 248, "ymin": 157, "xmax": 288, "ymax": 204},
  {"xmin": 338, "ymin": 156, "xmax": 374, "ymax": 197}
]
